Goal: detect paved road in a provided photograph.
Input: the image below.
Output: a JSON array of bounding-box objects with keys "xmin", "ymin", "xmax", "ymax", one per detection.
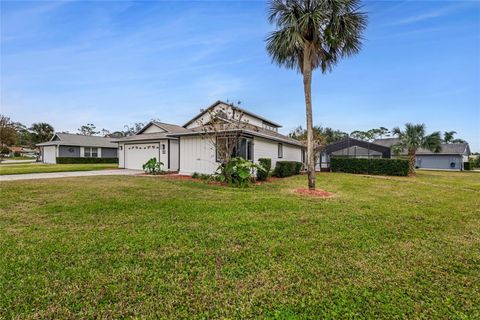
[
  {"xmin": 0, "ymin": 159, "xmax": 37, "ymax": 164},
  {"xmin": 0, "ymin": 169, "xmax": 143, "ymax": 182}
]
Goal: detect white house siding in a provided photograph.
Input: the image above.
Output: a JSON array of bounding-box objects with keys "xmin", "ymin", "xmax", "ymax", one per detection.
[
  {"xmin": 416, "ymin": 155, "xmax": 462, "ymax": 170},
  {"xmin": 118, "ymin": 143, "xmax": 125, "ymax": 168},
  {"xmin": 142, "ymin": 125, "xmax": 165, "ymax": 134},
  {"xmin": 42, "ymin": 146, "xmax": 57, "ymax": 164},
  {"xmin": 253, "ymin": 137, "xmax": 302, "ymax": 168},
  {"xmin": 169, "ymin": 140, "xmax": 179, "ymax": 171},
  {"xmin": 179, "ymin": 136, "xmax": 218, "ymax": 175}
]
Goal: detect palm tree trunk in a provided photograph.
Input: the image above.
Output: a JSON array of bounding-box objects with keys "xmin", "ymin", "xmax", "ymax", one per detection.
[
  {"xmin": 408, "ymin": 149, "xmax": 416, "ymax": 176},
  {"xmin": 303, "ymin": 46, "xmax": 316, "ymax": 190}
]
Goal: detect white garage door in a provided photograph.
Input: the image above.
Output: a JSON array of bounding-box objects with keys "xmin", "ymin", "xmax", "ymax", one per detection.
[
  {"xmin": 125, "ymin": 143, "xmax": 160, "ymax": 170},
  {"xmin": 43, "ymin": 146, "xmax": 57, "ymax": 164}
]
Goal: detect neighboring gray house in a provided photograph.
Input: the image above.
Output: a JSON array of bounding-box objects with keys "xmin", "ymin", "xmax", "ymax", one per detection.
[
  {"xmin": 373, "ymin": 138, "xmax": 471, "ymax": 171},
  {"xmin": 37, "ymin": 133, "xmax": 118, "ymax": 164}
]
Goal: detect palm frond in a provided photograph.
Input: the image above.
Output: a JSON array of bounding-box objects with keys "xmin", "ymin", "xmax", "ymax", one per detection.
[
  {"xmin": 423, "ymin": 131, "xmax": 442, "ymax": 153},
  {"xmin": 266, "ymin": 0, "xmax": 367, "ymax": 74}
]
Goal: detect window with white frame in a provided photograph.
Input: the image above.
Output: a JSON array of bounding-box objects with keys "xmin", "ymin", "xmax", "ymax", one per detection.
[
  {"xmin": 84, "ymin": 147, "xmax": 98, "ymax": 158},
  {"xmin": 278, "ymin": 143, "xmax": 283, "ymax": 158}
]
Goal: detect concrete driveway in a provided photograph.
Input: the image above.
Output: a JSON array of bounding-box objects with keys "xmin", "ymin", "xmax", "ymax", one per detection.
[{"xmin": 0, "ymin": 169, "xmax": 143, "ymax": 182}]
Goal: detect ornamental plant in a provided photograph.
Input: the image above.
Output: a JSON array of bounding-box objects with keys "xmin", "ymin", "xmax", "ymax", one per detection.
[
  {"xmin": 142, "ymin": 157, "xmax": 164, "ymax": 174},
  {"xmin": 216, "ymin": 157, "xmax": 265, "ymax": 187}
]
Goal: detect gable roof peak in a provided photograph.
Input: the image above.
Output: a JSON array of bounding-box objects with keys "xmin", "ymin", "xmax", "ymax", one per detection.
[{"xmin": 183, "ymin": 100, "xmax": 282, "ymax": 128}]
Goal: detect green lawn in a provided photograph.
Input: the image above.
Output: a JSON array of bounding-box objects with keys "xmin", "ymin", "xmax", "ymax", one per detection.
[
  {"xmin": 0, "ymin": 163, "xmax": 118, "ymax": 175},
  {"xmin": 1, "ymin": 171, "xmax": 479, "ymax": 318}
]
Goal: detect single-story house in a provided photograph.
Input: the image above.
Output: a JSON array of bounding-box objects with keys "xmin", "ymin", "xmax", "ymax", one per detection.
[
  {"xmin": 373, "ymin": 138, "xmax": 471, "ymax": 171},
  {"xmin": 37, "ymin": 133, "xmax": 118, "ymax": 164},
  {"xmin": 114, "ymin": 101, "xmax": 305, "ymax": 174}
]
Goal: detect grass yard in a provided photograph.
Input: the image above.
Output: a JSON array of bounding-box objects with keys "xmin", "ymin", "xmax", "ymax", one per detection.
[
  {"xmin": 1, "ymin": 171, "xmax": 479, "ymax": 318},
  {"xmin": 0, "ymin": 163, "xmax": 118, "ymax": 175}
]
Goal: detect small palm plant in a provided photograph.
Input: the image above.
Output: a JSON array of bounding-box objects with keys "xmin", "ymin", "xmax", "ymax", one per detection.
[
  {"xmin": 266, "ymin": 0, "xmax": 367, "ymax": 190},
  {"xmin": 392, "ymin": 123, "xmax": 442, "ymax": 175},
  {"xmin": 142, "ymin": 157, "xmax": 164, "ymax": 174}
]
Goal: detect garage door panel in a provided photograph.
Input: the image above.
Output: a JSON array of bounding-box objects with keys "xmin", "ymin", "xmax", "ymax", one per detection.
[{"xmin": 125, "ymin": 143, "xmax": 160, "ymax": 170}]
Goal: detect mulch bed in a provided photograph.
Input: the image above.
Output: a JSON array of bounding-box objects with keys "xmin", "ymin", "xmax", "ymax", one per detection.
[{"xmin": 293, "ymin": 188, "xmax": 334, "ymax": 198}]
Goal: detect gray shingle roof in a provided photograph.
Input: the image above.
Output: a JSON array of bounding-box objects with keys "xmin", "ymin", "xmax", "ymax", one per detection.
[
  {"xmin": 135, "ymin": 121, "xmax": 191, "ymax": 134},
  {"xmin": 373, "ymin": 138, "xmax": 470, "ymax": 155},
  {"xmin": 37, "ymin": 133, "xmax": 117, "ymax": 148},
  {"xmin": 113, "ymin": 122, "xmax": 192, "ymax": 142},
  {"xmin": 169, "ymin": 123, "xmax": 303, "ymax": 146}
]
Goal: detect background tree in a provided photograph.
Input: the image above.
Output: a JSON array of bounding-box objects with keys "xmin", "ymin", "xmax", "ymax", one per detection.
[
  {"xmin": 100, "ymin": 128, "xmax": 111, "ymax": 137},
  {"xmin": 0, "ymin": 115, "xmax": 18, "ymax": 146},
  {"xmin": 289, "ymin": 125, "xmax": 327, "ymax": 165},
  {"xmin": 392, "ymin": 123, "xmax": 442, "ymax": 175},
  {"xmin": 123, "ymin": 122, "xmax": 146, "ymax": 136},
  {"xmin": 443, "ymin": 131, "xmax": 465, "ymax": 144},
  {"xmin": 78, "ymin": 123, "xmax": 99, "ymax": 136},
  {"xmin": 266, "ymin": 0, "xmax": 367, "ymax": 190},
  {"xmin": 30, "ymin": 123, "xmax": 55, "ymax": 144},
  {"xmin": 13, "ymin": 122, "xmax": 33, "ymax": 146},
  {"xmin": 350, "ymin": 127, "xmax": 391, "ymax": 141},
  {"xmin": 108, "ymin": 131, "xmax": 127, "ymax": 138},
  {"xmin": 289, "ymin": 125, "xmax": 347, "ymax": 144},
  {"xmin": 350, "ymin": 130, "xmax": 372, "ymax": 141},
  {"xmin": 376, "ymin": 127, "xmax": 390, "ymax": 139}
]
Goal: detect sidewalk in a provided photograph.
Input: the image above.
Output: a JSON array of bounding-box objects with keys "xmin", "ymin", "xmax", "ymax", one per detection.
[{"xmin": 0, "ymin": 169, "xmax": 143, "ymax": 182}]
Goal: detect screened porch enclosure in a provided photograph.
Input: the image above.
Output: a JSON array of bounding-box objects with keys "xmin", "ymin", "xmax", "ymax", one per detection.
[{"xmin": 317, "ymin": 137, "xmax": 391, "ymax": 170}]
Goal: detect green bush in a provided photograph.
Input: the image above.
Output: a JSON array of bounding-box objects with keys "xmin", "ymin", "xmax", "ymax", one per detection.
[
  {"xmin": 216, "ymin": 157, "xmax": 265, "ymax": 187},
  {"xmin": 274, "ymin": 161, "xmax": 302, "ymax": 178},
  {"xmin": 13, "ymin": 151, "xmax": 21, "ymax": 157},
  {"xmin": 56, "ymin": 157, "xmax": 118, "ymax": 164},
  {"xmin": 192, "ymin": 172, "xmax": 200, "ymax": 179},
  {"xmin": 475, "ymin": 157, "xmax": 480, "ymax": 168},
  {"xmin": 294, "ymin": 162, "xmax": 302, "ymax": 174},
  {"xmin": 463, "ymin": 162, "xmax": 472, "ymax": 170},
  {"xmin": 330, "ymin": 157, "xmax": 409, "ymax": 176},
  {"xmin": 257, "ymin": 158, "xmax": 271, "ymax": 181}
]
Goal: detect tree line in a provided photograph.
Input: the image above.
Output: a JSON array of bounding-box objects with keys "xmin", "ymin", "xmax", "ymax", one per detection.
[
  {"xmin": 288, "ymin": 125, "xmax": 465, "ymax": 145},
  {"xmin": 0, "ymin": 114, "xmax": 150, "ymax": 147}
]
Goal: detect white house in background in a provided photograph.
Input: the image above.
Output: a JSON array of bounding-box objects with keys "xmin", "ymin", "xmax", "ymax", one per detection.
[
  {"xmin": 115, "ymin": 101, "xmax": 305, "ymax": 174},
  {"xmin": 37, "ymin": 133, "xmax": 118, "ymax": 164}
]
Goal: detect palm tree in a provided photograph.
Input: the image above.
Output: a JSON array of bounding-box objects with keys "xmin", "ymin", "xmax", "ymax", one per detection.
[
  {"xmin": 266, "ymin": 0, "xmax": 367, "ymax": 189},
  {"xmin": 30, "ymin": 123, "xmax": 54, "ymax": 143},
  {"xmin": 443, "ymin": 131, "xmax": 456, "ymax": 143},
  {"xmin": 443, "ymin": 131, "xmax": 465, "ymax": 144},
  {"xmin": 392, "ymin": 123, "xmax": 442, "ymax": 175}
]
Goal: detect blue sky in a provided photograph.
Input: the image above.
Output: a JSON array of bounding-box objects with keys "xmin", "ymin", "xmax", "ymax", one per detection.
[{"xmin": 1, "ymin": 0, "xmax": 479, "ymax": 151}]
